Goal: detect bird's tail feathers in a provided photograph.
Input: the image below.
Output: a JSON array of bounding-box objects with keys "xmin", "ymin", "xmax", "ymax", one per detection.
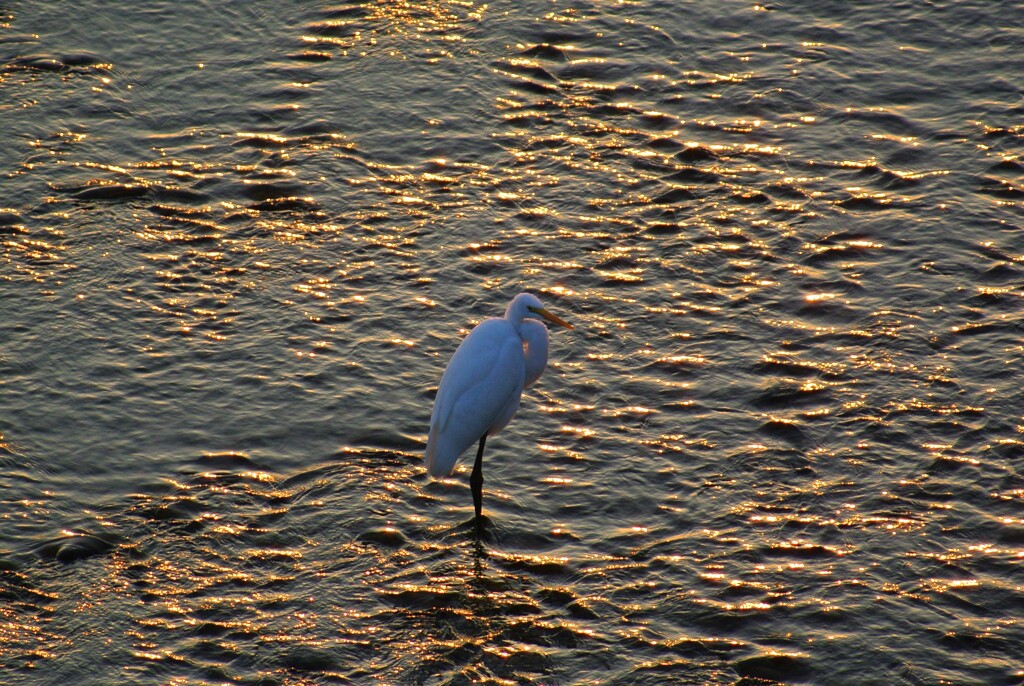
[{"xmin": 424, "ymin": 424, "xmax": 452, "ymax": 478}]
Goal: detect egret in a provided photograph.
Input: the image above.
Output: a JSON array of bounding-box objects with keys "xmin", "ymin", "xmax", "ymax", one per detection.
[{"xmin": 424, "ymin": 292, "xmax": 573, "ymax": 525}]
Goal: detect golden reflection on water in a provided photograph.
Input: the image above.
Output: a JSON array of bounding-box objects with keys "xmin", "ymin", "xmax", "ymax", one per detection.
[{"xmin": 3, "ymin": 0, "xmax": 1024, "ymax": 683}]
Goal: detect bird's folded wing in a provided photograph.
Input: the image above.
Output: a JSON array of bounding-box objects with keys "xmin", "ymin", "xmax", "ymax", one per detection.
[{"xmin": 426, "ymin": 319, "xmax": 525, "ymax": 476}]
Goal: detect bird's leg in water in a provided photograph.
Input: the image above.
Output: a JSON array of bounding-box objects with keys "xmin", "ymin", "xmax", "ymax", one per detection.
[{"xmin": 471, "ymin": 435, "xmax": 486, "ymax": 524}]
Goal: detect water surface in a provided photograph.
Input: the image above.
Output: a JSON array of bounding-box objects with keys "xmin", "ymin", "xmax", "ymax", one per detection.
[{"xmin": 2, "ymin": 1, "xmax": 1023, "ymax": 684}]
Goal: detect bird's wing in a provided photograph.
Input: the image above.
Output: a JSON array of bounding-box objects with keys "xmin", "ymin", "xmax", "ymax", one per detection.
[{"xmin": 425, "ymin": 319, "xmax": 525, "ymax": 477}]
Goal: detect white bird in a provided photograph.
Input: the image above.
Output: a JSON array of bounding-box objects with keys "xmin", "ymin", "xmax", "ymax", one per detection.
[{"xmin": 424, "ymin": 292, "xmax": 573, "ymax": 524}]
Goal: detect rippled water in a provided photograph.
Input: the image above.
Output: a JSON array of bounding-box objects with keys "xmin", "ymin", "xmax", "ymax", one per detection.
[{"xmin": 2, "ymin": 1, "xmax": 1023, "ymax": 683}]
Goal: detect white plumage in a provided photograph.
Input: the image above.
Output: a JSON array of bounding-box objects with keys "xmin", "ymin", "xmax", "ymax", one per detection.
[{"xmin": 423, "ymin": 293, "xmax": 572, "ymax": 520}]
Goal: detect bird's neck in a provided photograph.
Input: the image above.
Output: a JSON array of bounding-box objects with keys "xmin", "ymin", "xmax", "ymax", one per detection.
[{"xmin": 503, "ymin": 308, "xmax": 527, "ymax": 337}]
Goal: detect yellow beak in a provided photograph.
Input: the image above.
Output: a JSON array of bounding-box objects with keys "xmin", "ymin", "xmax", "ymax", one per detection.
[{"xmin": 530, "ymin": 306, "xmax": 573, "ymax": 330}]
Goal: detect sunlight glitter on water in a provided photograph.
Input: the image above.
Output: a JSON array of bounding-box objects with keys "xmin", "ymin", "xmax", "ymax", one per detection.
[{"xmin": 2, "ymin": 0, "xmax": 1024, "ymax": 683}]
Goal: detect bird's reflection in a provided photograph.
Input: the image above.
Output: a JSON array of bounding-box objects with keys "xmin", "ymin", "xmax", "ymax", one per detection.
[{"xmin": 470, "ymin": 535, "xmax": 488, "ymax": 584}]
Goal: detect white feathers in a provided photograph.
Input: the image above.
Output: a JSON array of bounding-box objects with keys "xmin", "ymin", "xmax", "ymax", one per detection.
[{"xmin": 424, "ymin": 293, "xmax": 563, "ymax": 478}]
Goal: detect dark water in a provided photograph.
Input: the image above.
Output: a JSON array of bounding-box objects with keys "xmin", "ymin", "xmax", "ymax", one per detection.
[{"xmin": 2, "ymin": 1, "xmax": 1023, "ymax": 683}]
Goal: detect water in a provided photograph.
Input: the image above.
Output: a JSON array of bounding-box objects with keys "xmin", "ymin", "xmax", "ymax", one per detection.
[{"xmin": 2, "ymin": 0, "xmax": 1022, "ymax": 683}]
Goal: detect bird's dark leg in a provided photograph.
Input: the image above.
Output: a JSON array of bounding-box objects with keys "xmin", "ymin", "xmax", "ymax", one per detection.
[{"xmin": 471, "ymin": 435, "xmax": 486, "ymax": 525}]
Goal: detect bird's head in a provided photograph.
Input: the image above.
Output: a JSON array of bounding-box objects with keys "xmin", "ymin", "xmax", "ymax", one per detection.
[{"xmin": 507, "ymin": 292, "xmax": 573, "ymax": 329}]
